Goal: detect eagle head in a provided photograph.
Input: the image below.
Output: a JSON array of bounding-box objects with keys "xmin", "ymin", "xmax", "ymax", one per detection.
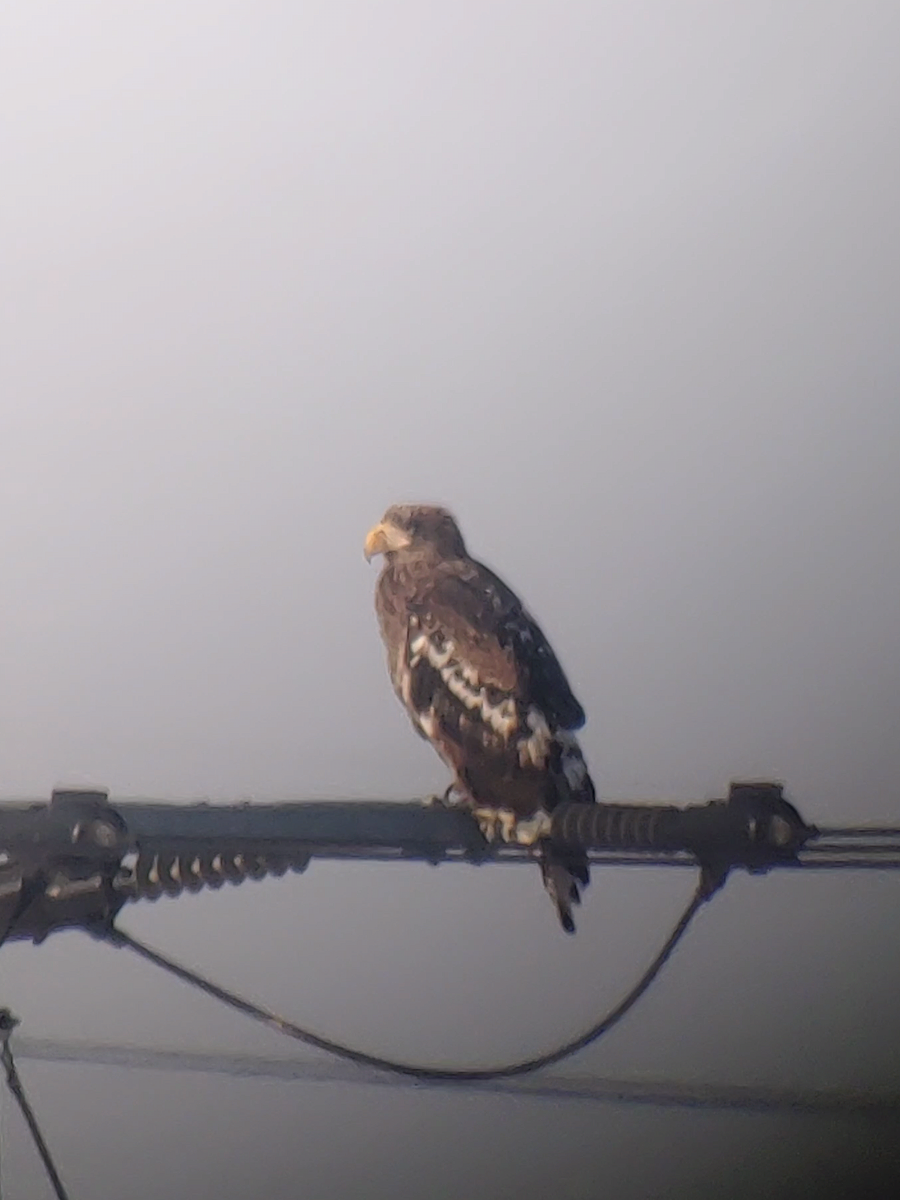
[{"xmin": 364, "ymin": 504, "xmax": 467, "ymax": 562}]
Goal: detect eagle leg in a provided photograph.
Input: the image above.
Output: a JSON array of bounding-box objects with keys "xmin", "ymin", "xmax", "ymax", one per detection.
[
  {"xmin": 421, "ymin": 782, "xmax": 466, "ymax": 809},
  {"xmin": 421, "ymin": 792, "xmax": 446, "ymax": 808}
]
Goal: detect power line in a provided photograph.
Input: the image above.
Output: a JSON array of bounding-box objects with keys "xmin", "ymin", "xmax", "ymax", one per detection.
[
  {"xmin": 1, "ymin": 781, "xmax": 897, "ymax": 954},
  {"xmin": 12, "ymin": 1038, "xmax": 900, "ymax": 1119},
  {"xmin": 99, "ymin": 882, "xmax": 706, "ymax": 1082},
  {"xmin": 1, "ymin": 779, "xmax": 897, "ymax": 1198},
  {"xmin": 0, "ymin": 1013, "xmax": 69, "ymax": 1200}
]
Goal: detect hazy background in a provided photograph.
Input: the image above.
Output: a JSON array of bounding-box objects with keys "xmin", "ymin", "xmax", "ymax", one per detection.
[{"xmin": 1, "ymin": 1, "xmax": 899, "ymax": 1196}]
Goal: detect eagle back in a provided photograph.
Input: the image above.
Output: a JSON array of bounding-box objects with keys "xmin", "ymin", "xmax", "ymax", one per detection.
[{"xmin": 379, "ymin": 555, "xmax": 585, "ymax": 743}]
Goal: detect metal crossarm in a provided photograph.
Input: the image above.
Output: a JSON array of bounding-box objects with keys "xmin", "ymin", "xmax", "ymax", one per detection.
[
  {"xmin": 0, "ymin": 781, "xmax": 895, "ymax": 945},
  {"xmin": 0, "ymin": 780, "xmax": 896, "ymax": 1200}
]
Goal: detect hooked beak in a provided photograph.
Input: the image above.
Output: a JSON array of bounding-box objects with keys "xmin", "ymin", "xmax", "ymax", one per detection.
[{"xmin": 364, "ymin": 521, "xmax": 411, "ymax": 562}]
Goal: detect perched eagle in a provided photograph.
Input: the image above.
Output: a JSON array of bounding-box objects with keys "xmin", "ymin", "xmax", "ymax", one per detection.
[{"xmin": 365, "ymin": 503, "xmax": 596, "ymax": 933}]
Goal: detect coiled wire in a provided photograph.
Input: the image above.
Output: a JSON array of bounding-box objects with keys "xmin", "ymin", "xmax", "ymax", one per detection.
[{"xmin": 113, "ymin": 842, "xmax": 312, "ymax": 902}]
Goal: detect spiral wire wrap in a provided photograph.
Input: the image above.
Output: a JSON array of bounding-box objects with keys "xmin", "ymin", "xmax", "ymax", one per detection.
[{"xmin": 113, "ymin": 842, "xmax": 312, "ymax": 902}]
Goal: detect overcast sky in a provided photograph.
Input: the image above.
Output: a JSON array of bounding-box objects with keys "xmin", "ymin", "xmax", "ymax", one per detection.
[{"xmin": 1, "ymin": 2, "xmax": 899, "ymax": 1197}]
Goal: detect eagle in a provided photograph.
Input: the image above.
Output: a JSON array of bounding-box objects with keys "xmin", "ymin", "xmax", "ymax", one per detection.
[{"xmin": 364, "ymin": 503, "xmax": 596, "ymax": 933}]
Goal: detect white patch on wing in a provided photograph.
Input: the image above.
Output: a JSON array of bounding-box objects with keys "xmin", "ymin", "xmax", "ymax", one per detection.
[
  {"xmin": 410, "ymin": 632, "xmax": 455, "ymax": 669},
  {"xmin": 416, "ymin": 710, "xmax": 439, "ymax": 739},
  {"xmin": 410, "ymin": 626, "xmax": 518, "ymax": 736},
  {"xmin": 459, "ymin": 661, "xmax": 480, "ymax": 687},
  {"xmin": 394, "ymin": 639, "xmax": 414, "ymax": 709},
  {"xmin": 518, "ymin": 706, "xmax": 552, "ymax": 768},
  {"xmin": 557, "ymin": 729, "xmax": 589, "ymax": 791},
  {"xmin": 480, "ymin": 691, "xmax": 517, "ymax": 735}
]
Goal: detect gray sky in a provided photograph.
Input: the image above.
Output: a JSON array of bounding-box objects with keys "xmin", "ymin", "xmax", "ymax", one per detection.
[{"xmin": 1, "ymin": 2, "xmax": 899, "ymax": 1197}]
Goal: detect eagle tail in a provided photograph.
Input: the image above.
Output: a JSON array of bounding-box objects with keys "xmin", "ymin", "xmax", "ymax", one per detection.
[
  {"xmin": 540, "ymin": 731, "xmax": 596, "ymax": 934},
  {"xmin": 539, "ymin": 848, "xmax": 588, "ymax": 934}
]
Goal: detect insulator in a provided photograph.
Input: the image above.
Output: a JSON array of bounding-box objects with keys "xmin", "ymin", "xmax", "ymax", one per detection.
[{"xmin": 114, "ymin": 843, "xmax": 311, "ymax": 903}]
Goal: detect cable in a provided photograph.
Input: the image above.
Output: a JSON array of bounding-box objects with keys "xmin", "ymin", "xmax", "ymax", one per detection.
[
  {"xmin": 12, "ymin": 1036, "xmax": 900, "ymax": 1116},
  {"xmin": 100, "ymin": 880, "xmax": 706, "ymax": 1083},
  {"xmin": 0, "ymin": 886, "xmax": 70, "ymax": 1200},
  {"xmin": 813, "ymin": 826, "xmax": 900, "ymax": 838},
  {"xmin": 0, "ymin": 1016, "xmax": 69, "ymax": 1200},
  {"xmin": 0, "ymin": 876, "xmax": 47, "ymax": 953}
]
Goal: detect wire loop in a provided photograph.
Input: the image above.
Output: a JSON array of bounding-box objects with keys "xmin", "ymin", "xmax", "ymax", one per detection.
[{"xmin": 101, "ymin": 881, "xmax": 707, "ymax": 1082}]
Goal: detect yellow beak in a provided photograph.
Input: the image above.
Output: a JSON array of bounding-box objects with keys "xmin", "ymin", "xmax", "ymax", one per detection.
[{"xmin": 364, "ymin": 521, "xmax": 410, "ymax": 561}]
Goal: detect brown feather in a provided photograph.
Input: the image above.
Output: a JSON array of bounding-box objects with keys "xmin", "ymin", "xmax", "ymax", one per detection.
[{"xmin": 369, "ymin": 505, "xmax": 596, "ymax": 932}]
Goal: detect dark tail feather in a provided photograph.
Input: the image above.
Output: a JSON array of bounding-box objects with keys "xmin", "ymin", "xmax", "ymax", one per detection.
[
  {"xmin": 542, "ymin": 731, "xmax": 596, "ymax": 933},
  {"xmin": 539, "ymin": 846, "xmax": 590, "ymax": 935}
]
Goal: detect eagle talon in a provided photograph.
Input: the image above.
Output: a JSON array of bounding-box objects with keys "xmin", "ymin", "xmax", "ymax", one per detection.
[
  {"xmin": 469, "ymin": 808, "xmax": 549, "ymax": 846},
  {"xmin": 470, "ymin": 807, "xmax": 522, "ymax": 845},
  {"xmin": 498, "ymin": 809, "xmax": 519, "ymax": 844},
  {"xmin": 511, "ymin": 811, "xmax": 553, "ymax": 846},
  {"xmin": 472, "ymin": 807, "xmax": 502, "ymax": 843},
  {"xmin": 423, "ymin": 783, "xmax": 467, "ymax": 809}
]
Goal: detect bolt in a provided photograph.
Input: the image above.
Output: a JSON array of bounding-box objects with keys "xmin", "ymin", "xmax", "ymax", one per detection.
[
  {"xmin": 90, "ymin": 821, "xmax": 119, "ymax": 849},
  {"xmin": 768, "ymin": 815, "xmax": 793, "ymax": 848}
]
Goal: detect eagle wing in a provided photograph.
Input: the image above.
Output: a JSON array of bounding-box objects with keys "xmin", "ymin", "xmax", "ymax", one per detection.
[{"xmin": 401, "ymin": 558, "xmax": 586, "ymax": 758}]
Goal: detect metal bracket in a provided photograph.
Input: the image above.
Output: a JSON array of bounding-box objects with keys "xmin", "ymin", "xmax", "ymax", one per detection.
[{"xmin": 0, "ymin": 789, "xmax": 130, "ymax": 944}]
